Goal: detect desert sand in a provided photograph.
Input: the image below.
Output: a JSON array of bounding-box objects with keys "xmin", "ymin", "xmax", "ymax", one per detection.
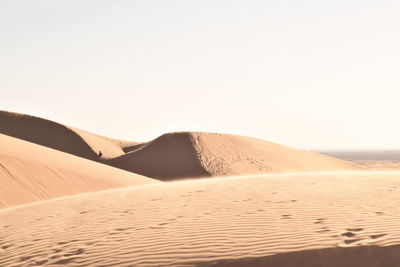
[
  {"xmin": 1, "ymin": 172, "xmax": 400, "ymax": 266},
  {"xmin": 1, "ymin": 111, "xmax": 363, "ymax": 180},
  {"xmin": 2, "ymin": 110, "xmax": 399, "ymax": 267},
  {"xmin": 107, "ymin": 132, "xmax": 364, "ymax": 180},
  {"xmin": 0, "ymin": 111, "xmax": 137, "ymax": 160},
  {"xmin": 0, "ymin": 134, "xmax": 157, "ymax": 208}
]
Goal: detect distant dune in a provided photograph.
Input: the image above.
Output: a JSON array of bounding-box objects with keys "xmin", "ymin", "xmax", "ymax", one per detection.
[
  {"xmin": 0, "ymin": 111, "xmax": 363, "ymax": 181},
  {"xmin": 0, "ymin": 134, "xmax": 157, "ymax": 208},
  {"xmin": 320, "ymin": 150, "xmax": 400, "ymax": 162},
  {"xmin": 355, "ymin": 161, "xmax": 400, "ymax": 171},
  {"xmin": 319, "ymin": 150, "xmax": 400, "ymax": 171},
  {"xmin": 1, "ymin": 172, "xmax": 399, "ymax": 266}
]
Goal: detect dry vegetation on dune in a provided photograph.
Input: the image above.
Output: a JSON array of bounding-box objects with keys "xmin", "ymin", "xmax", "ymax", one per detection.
[
  {"xmin": 0, "ymin": 134, "xmax": 157, "ymax": 208},
  {"xmin": 1, "ymin": 173, "xmax": 400, "ymax": 267}
]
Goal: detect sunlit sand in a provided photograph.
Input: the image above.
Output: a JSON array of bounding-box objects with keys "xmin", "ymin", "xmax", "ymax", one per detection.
[{"xmin": 1, "ymin": 111, "xmax": 400, "ymax": 266}]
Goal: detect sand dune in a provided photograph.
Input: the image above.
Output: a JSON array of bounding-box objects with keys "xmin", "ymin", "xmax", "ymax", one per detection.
[
  {"xmin": 108, "ymin": 132, "xmax": 363, "ymax": 180},
  {"xmin": 0, "ymin": 110, "xmax": 136, "ymax": 160},
  {"xmin": 0, "ymin": 134, "xmax": 157, "ymax": 208},
  {"xmin": 1, "ymin": 111, "xmax": 362, "ymax": 180},
  {"xmin": 0, "ymin": 111, "xmax": 394, "ymax": 266},
  {"xmin": 1, "ymin": 172, "xmax": 400, "ymax": 266}
]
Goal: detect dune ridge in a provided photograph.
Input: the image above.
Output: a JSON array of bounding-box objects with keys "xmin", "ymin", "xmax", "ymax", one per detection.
[
  {"xmin": 0, "ymin": 134, "xmax": 157, "ymax": 208},
  {"xmin": 1, "ymin": 172, "xmax": 399, "ymax": 266},
  {"xmin": 108, "ymin": 132, "xmax": 363, "ymax": 180},
  {"xmin": 0, "ymin": 110, "xmax": 363, "ymax": 180},
  {"xmin": 0, "ymin": 110, "xmax": 394, "ymax": 267},
  {"xmin": 0, "ymin": 110, "xmax": 137, "ymax": 160}
]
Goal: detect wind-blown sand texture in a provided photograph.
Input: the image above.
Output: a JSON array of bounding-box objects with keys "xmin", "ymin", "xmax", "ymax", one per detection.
[
  {"xmin": 0, "ymin": 110, "xmax": 396, "ymax": 266},
  {"xmin": 1, "ymin": 172, "xmax": 400, "ymax": 267},
  {"xmin": 0, "ymin": 134, "xmax": 157, "ymax": 208},
  {"xmin": 0, "ymin": 110, "xmax": 363, "ymax": 180}
]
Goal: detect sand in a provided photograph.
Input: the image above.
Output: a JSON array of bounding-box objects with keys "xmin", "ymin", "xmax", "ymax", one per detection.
[
  {"xmin": 88, "ymin": 132, "xmax": 364, "ymax": 180},
  {"xmin": 1, "ymin": 172, "xmax": 400, "ymax": 267},
  {"xmin": 0, "ymin": 134, "xmax": 157, "ymax": 208},
  {"xmin": 0, "ymin": 110, "xmax": 137, "ymax": 160},
  {"xmin": 1, "ymin": 111, "xmax": 363, "ymax": 181},
  {"xmin": 2, "ymin": 110, "xmax": 395, "ymax": 266}
]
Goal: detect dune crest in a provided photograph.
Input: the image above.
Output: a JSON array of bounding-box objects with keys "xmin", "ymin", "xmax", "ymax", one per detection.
[
  {"xmin": 0, "ymin": 110, "xmax": 136, "ymax": 160},
  {"xmin": 109, "ymin": 132, "xmax": 363, "ymax": 180},
  {"xmin": 107, "ymin": 132, "xmax": 210, "ymax": 180},
  {"xmin": 1, "ymin": 110, "xmax": 362, "ymax": 181}
]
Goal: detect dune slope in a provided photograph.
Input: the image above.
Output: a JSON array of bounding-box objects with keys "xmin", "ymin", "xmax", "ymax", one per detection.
[
  {"xmin": 1, "ymin": 172, "xmax": 400, "ymax": 266},
  {"xmin": 0, "ymin": 134, "xmax": 157, "ymax": 208},
  {"xmin": 1, "ymin": 111, "xmax": 362, "ymax": 181},
  {"xmin": 107, "ymin": 132, "xmax": 210, "ymax": 180},
  {"xmin": 108, "ymin": 132, "xmax": 362, "ymax": 180},
  {"xmin": 0, "ymin": 110, "xmax": 136, "ymax": 159}
]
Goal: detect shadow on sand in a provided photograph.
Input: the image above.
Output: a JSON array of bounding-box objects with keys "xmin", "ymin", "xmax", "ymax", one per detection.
[{"xmin": 199, "ymin": 245, "xmax": 400, "ymax": 267}]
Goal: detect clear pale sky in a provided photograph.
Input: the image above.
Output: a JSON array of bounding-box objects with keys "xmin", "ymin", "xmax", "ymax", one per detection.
[{"xmin": 1, "ymin": 1, "xmax": 400, "ymax": 150}]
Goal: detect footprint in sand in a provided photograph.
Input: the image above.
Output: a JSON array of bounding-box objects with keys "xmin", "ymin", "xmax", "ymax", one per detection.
[
  {"xmin": 342, "ymin": 231, "xmax": 356, "ymax": 237},
  {"xmin": 339, "ymin": 228, "xmax": 364, "ymax": 245},
  {"xmin": 149, "ymin": 222, "xmax": 169, "ymax": 229},
  {"xmin": 63, "ymin": 248, "xmax": 85, "ymax": 257},
  {"xmin": 57, "ymin": 240, "xmax": 79, "ymax": 246},
  {"xmin": 53, "ymin": 257, "xmax": 76, "ymax": 265},
  {"xmin": 341, "ymin": 228, "xmax": 363, "ymax": 238},
  {"xmin": 1, "ymin": 244, "xmax": 13, "ymax": 250},
  {"xmin": 46, "ymin": 247, "xmax": 85, "ymax": 265},
  {"xmin": 33, "ymin": 259, "xmax": 49, "ymax": 265},
  {"xmin": 343, "ymin": 238, "xmax": 363, "ymax": 244},
  {"xmin": 314, "ymin": 218, "xmax": 325, "ymax": 224},
  {"xmin": 316, "ymin": 227, "xmax": 330, "ymax": 233},
  {"xmin": 346, "ymin": 228, "xmax": 363, "ymax": 232},
  {"xmin": 120, "ymin": 209, "xmax": 135, "ymax": 216},
  {"xmin": 19, "ymin": 255, "xmax": 34, "ymax": 262},
  {"xmin": 370, "ymin": 234, "xmax": 386, "ymax": 239}
]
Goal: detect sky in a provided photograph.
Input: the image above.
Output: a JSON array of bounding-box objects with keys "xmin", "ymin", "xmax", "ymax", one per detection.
[{"xmin": 1, "ymin": 0, "xmax": 400, "ymax": 150}]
